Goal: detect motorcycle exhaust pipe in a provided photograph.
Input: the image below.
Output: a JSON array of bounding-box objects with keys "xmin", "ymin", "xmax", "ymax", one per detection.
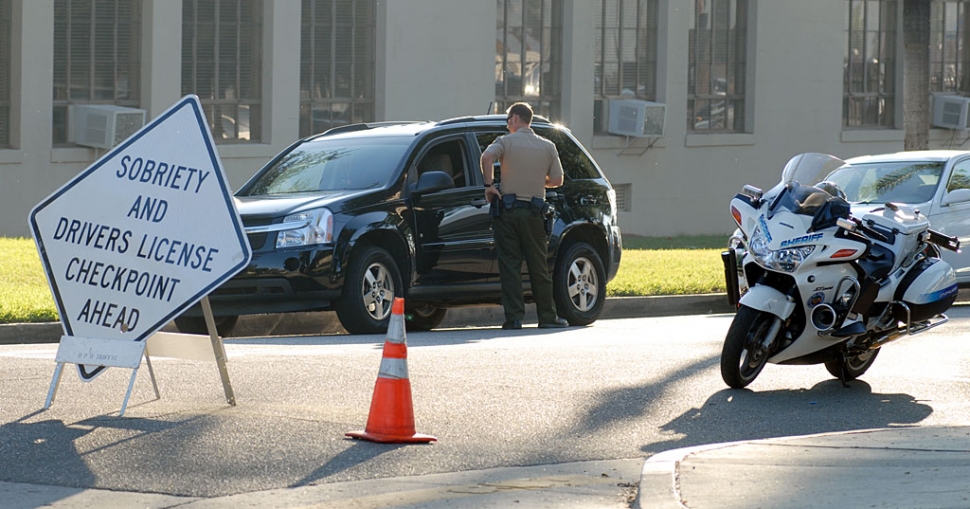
[{"xmin": 811, "ymin": 303, "xmax": 838, "ymax": 332}]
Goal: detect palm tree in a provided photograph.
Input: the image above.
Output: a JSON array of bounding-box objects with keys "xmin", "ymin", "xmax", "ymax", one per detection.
[{"xmin": 903, "ymin": 0, "xmax": 931, "ymax": 150}]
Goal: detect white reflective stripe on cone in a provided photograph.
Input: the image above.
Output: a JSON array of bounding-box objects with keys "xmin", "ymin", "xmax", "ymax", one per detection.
[
  {"xmin": 387, "ymin": 314, "xmax": 406, "ymax": 344},
  {"xmin": 378, "ymin": 357, "xmax": 409, "ymax": 380}
]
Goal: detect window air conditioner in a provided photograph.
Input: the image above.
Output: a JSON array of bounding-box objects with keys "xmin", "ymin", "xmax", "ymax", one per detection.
[
  {"xmin": 74, "ymin": 104, "xmax": 147, "ymax": 149},
  {"xmin": 608, "ymin": 99, "xmax": 666, "ymax": 137},
  {"xmin": 931, "ymin": 94, "xmax": 970, "ymax": 130}
]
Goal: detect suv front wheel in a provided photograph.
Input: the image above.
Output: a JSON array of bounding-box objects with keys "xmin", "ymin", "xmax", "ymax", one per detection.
[
  {"xmin": 173, "ymin": 314, "xmax": 239, "ymax": 337},
  {"xmin": 336, "ymin": 246, "xmax": 402, "ymax": 335},
  {"xmin": 553, "ymin": 242, "xmax": 606, "ymax": 326}
]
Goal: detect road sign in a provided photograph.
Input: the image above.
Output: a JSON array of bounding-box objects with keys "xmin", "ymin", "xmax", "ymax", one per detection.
[{"xmin": 29, "ymin": 95, "xmax": 252, "ymax": 379}]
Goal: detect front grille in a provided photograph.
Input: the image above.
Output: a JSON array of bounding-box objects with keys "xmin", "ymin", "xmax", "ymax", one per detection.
[
  {"xmin": 247, "ymin": 232, "xmax": 269, "ymax": 250},
  {"xmin": 243, "ymin": 217, "xmax": 276, "ymax": 251}
]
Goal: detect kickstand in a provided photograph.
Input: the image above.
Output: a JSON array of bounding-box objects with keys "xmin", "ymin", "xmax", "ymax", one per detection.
[{"xmin": 837, "ymin": 350, "xmax": 850, "ymax": 388}]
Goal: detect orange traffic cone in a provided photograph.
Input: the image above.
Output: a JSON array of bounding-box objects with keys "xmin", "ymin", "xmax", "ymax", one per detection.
[{"xmin": 345, "ymin": 297, "xmax": 437, "ymax": 443}]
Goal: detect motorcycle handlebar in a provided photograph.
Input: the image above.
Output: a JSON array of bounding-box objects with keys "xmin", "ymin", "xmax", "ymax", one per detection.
[
  {"xmin": 839, "ymin": 217, "xmax": 892, "ymax": 244},
  {"xmin": 926, "ymin": 228, "xmax": 961, "ymax": 252}
]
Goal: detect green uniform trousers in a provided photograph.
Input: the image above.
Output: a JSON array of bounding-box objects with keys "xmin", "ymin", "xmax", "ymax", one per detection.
[{"xmin": 493, "ymin": 207, "xmax": 558, "ymax": 324}]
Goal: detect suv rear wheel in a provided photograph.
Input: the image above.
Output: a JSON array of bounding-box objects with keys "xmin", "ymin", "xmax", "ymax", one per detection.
[
  {"xmin": 336, "ymin": 246, "xmax": 402, "ymax": 334},
  {"xmin": 405, "ymin": 303, "xmax": 448, "ymax": 331},
  {"xmin": 553, "ymin": 242, "xmax": 606, "ymax": 326}
]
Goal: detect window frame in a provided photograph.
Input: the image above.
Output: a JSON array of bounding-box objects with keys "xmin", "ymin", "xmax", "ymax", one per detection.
[
  {"xmin": 494, "ymin": 0, "xmax": 564, "ymax": 122},
  {"xmin": 687, "ymin": 0, "xmax": 749, "ymax": 134},
  {"xmin": 298, "ymin": 0, "xmax": 377, "ymax": 138},
  {"xmin": 181, "ymin": 0, "xmax": 263, "ymax": 144},
  {"xmin": 0, "ymin": 0, "xmax": 10, "ymax": 147},
  {"xmin": 593, "ymin": 0, "xmax": 659, "ymax": 135},
  {"xmin": 843, "ymin": 0, "xmax": 899, "ymax": 129},
  {"xmin": 51, "ymin": 0, "xmax": 142, "ymax": 146}
]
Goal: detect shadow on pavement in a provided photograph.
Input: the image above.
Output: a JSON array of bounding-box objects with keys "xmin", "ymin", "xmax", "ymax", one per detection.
[
  {"xmin": 0, "ymin": 412, "xmax": 96, "ymax": 488},
  {"xmin": 289, "ymin": 439, "xmax": 416, "ymax": 488},
  {"xmin": 643, "ymin": 381, "xmax": 933, "ymax": 453}
]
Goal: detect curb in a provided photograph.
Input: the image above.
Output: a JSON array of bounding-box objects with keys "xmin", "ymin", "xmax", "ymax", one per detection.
[
  {"xmin": 633, "ymin": 426, "xmax": 930, "ymax": 509},
  {"xmin": 0, "ymin": 294, "xmax": 735, "ymax": 345}
]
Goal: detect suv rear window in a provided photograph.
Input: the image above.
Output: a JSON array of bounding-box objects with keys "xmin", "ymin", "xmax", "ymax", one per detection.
[{"xmin": 475, "ymin": 128, "xmax": 601, "ymax": 181}]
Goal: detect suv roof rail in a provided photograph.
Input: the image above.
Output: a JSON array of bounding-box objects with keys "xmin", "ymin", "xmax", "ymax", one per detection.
[
  {"xmin": 435, "ymin": 114, "xmax": 553, "ymax": 127},
  {"xmin": 435, "ymin": 116, "xmax": 478, "ymax": 126},
  {"xmin": 316, "ymin": 121, "xmax": 421, "ymax": 138}
]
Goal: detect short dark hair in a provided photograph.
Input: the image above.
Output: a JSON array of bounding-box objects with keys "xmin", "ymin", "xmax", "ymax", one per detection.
[{"xmin": 507, "ymin": 102, "xmax": 534, "ymax": 124}]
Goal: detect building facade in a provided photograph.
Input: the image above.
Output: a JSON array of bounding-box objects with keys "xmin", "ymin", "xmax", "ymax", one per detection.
[{"xmin": 0, "ymin": 0, "xmax": 967, "ymax": 238}]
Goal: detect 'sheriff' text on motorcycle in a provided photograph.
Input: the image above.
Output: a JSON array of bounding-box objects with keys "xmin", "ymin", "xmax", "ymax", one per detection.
[{"xmin": 721, "ymin": 153, "xmax": 960, "ymax": 388}]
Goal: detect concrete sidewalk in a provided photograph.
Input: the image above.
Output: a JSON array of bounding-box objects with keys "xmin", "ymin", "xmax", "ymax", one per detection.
[{"xmin": 636, "ymin": 425, "xmax": 970, "ymax": 509}]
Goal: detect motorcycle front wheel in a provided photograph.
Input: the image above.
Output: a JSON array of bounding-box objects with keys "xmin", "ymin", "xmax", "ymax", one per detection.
[{"xmin": 721, "ymin": 305, "xmax": 778, "ymax": 389}]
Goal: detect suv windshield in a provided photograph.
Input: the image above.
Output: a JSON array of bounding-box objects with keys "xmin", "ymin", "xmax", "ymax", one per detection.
[
  {"xmin": 240, "ymin": 136, "xmax": 410, "ymax": 196},
  {"xmin": 824, "ymin": 161, "xmax": 943, "ymax": 205}
]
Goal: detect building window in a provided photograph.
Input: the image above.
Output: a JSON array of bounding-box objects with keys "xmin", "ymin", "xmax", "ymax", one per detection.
[
  {"xmin": 930, "ymin": 0, "xmax": 970, "ymax": 94},
  {"xmin": 494, "ymin": 0, "xmax": 563, "ymax": 121},
  {"xmin": 594, "ymin": 0, "xmax": 659, "ymax": 134},
  {"xmin": 299, "ymin": 0, "xmax": 376, "ymax": 138},
  {"xmin": 688, "ymin": 0, "xmax": 747, "ymax": 133},
  {"xmin": 843, "ymin": 0, "xmax": 897, "ymax": 129},
  {"xmin": 0, "ymin": 0, "xmax": 10, "ymax": 147},
  {"xmin": 52, "ymin": 0, "xmax": 141, "ymax": 146},
  {"xmin": 182, "ymin": 0, "xmax": 262, "ymax": 143}
]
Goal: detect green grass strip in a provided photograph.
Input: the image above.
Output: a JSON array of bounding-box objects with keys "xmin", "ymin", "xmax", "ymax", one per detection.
[
  {"xmin": 0, "ymin": 236, "xmax": 728, "ymax": 324},
  {"xmin": 0, "ymin": 237, "xmax": 59, "ymax": 323}
]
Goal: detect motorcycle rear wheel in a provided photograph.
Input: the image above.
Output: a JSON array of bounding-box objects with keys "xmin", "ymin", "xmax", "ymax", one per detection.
[
  {"xmin": 824, "ymin": 348, "xmax": 880, "ymax": 381},
  {"xmin": 721, "ymin": 305, "xmax": 777, "ymax": 389}
]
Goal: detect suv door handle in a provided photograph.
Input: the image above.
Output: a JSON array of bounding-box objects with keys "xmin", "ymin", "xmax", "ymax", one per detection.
[{"xmin": 471, "ymin": 198, "xmax": 488, "ymax": 208}]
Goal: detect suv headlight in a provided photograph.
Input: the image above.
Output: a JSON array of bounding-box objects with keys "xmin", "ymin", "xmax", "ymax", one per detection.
[
  {"xmin": 276, "ymin": 208, "xmax": 334, "ymax": 248},
  {"xmin": 748, "ymin": 227, "xmax": 814, "ymax": 273}
]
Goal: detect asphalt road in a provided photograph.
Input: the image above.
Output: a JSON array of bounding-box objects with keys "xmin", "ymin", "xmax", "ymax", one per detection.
[{"xmin": 2, "ymin": 307, "xmax": 969, "ymax": 506}]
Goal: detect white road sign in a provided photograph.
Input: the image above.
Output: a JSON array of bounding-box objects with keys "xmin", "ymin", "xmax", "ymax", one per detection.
[{"xmin": 29, "ymin": 95, "xmax": 252, "ymax": 378}]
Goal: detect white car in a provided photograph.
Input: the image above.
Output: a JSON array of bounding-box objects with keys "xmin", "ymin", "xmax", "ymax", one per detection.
[{"xmin": 824, "ymin": 150, "xmax": 970, "ymax": 285}]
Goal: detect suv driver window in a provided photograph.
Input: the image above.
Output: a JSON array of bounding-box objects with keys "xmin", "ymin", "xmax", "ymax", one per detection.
[{"xmin": 418, "ymin": 139, "xmax": 467, "ymax": 188}]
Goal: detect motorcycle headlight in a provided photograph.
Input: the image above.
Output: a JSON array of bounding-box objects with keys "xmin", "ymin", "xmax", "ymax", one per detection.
[
  {"xmin": 748, "ymin": 227, "xmax": 815, "ymax": 273},
  {"xmin": 748, "ymin": 227, "xmax": 770, "ymax": 258},
  {"xmin": 276, "ymin": 208, "xmax": 334, "ymax": 248}
]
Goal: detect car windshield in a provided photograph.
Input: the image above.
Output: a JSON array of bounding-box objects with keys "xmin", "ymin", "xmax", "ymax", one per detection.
[
  {"xmin": 240, "ymin": 136, "xmax": 410, "ymax": 196},
  {"xmin": 823, "ymin": 161, "xmax": 943, "ymax": 205}
]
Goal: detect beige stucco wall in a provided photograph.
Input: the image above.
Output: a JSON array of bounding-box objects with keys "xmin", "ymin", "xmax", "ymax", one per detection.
[{"xmin": 0, "ymin": 0, "xmax": 963, "ymax": 239}]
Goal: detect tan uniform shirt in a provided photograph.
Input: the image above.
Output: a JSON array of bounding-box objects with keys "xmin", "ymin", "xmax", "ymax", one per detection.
[{"xmin": 483, "ymin": 127, "xmax": 564, "ymax": 201}]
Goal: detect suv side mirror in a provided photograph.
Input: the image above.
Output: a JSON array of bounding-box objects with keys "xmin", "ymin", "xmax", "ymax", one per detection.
[{"xmin": 410, "ymin": 171, "xmax": 455, "ymax": 199}]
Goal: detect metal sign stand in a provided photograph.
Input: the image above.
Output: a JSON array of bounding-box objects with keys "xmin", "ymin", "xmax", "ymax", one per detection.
[{"xmin": 44, "ymin": 296, "xmax": 235, "ymax": 416}]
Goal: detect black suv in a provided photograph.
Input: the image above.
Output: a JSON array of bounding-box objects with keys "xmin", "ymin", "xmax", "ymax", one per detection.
[{"xmin": 175, "ymin": 115, "xmax": 622, "ymax": 335}]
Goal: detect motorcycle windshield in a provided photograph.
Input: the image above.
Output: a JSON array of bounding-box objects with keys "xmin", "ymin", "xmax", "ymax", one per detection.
[
  {"xmin": 769, "ymin": 153, "xmax": 851, "ymax": 232},
  {"xmin": 781, "ymin": 153, "xmax": 848, "ymax": 187}
]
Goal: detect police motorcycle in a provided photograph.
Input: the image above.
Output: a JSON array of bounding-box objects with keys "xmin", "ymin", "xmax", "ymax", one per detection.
[{"xmin": 720, "ymin": 153, "xmax": 960, "ymax": 389}]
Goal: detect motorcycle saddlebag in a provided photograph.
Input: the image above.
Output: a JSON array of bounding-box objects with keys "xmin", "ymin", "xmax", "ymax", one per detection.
[{"xmin": 893, "ymin": 257, "xmax": 959, "ymax": 323}]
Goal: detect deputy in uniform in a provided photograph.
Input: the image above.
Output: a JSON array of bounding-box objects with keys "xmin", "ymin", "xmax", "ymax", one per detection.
[{"xmin": 481, "ymin": 102, "xmax": 569, "ymax": 330}]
